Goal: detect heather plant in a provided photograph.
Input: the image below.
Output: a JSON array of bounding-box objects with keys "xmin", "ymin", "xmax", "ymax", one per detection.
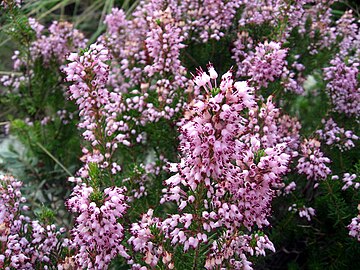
[
  {"xmin": 0, "ymin": 174, "xmax": 68, "ymax": 269},
  {"xmin": 0, "ymin": 6, "xmax": 84, "ymax": 220},
  {"xmin": 1, "ymin": 0, "xmax": 360, "ymax": 269}
]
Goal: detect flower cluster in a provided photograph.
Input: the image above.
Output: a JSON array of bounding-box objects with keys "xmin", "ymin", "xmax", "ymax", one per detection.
[
  {"xmin": 348, "ymin": 204, "xmax": 360, "ymax": 242},
  {"xmin": 241, "ymin": 41, "xmax": 288, "ymax": 88},
  {"xmin": 66, "ymin": 184, "xmax": 129, "ymax": 269},
  {"xmin": 127, "ymin": 65, "xmax": 291, "ymax": 269},
  {"xmin": 231, "ymin": 31, "xmax": 254, "ymax": 75},
  {"xmin": 64, "ymin": 42, "xmax": 183, "ymax": 179},
  {"xmin": 297, "ymin": 0, "xmax": 336, "ymax": 53},
  {"xmin": 231, "ymin": 0, "xmax": 360, "ymax": 95},
  {"xmin": 283, "ymin": 181, "xmax": 297, "ymax": 195},
  {"xmin": 277, "ymin": 115, "xmax": 302, "ymax": 154},
  {"xmin": 180, "ymin": 0, "xmax": 241, "ymax": 42},
  {"xmin": 333, "ymin": 173, "xmax": 359, "ymax": 191},
  {"xmin": 31, "ymin": 20, "xmax": 87, "ymax": 64},
  {"xmin": 128, "ymin": 209, "xmax": 175, "ymax": 269},
  {"xmin": 335, "ymin": 10, "xmax": 360, "ymax": 62},
  {"xmin": 246, "ymin": 96, "xmax": 301, "ymax": 157},
  {"xmin": 0, "ymin": 175, "xmax": 66, "ymax": 269},
  {"xmin": 63, "ymin": 43, "xmax": 129, "ymax": 172},
  {"xmin": 288, "ymin": 204, "xmax": 316, "ymax": 222},
  {"xmin": 238, "ymin": 0, "xmax": 283, "ymax": 27},
  {"xmin": 144, "ymin": 9, "xmax": 186, "ymax": 76},
  {"xmin": 236, "ymin": 0, "xmax": 321, "ymax": 41},
  {"xmin": 324, "ymin": 58, "xmax": 360, "ymax": 117},
  {"xmin": 39, "ymin": 110, "xmax": 74, "ymax": 126},
  {"xmin": 317, "ymin": 118, "xmax": 358, "ymax": 151},
  {"xmin": 103, "ymin": 0, "xmax": 247, "ymax": 97},
  {"xmin": 103, "ymin": 3, "xmax": 188, "ymax": 95},
  {"xmin": 2, "ymin": 18, "xmax": 86, "ymax": 78},
  {"xmin": 296, "ymin": 139, "xmax": 331, "ymax": 181},
  {"xmin": 232, "ymin": 38, "xmax": 305, "ymax": 94}
]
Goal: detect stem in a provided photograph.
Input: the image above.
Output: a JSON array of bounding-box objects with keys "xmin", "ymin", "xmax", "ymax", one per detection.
[
  {"xmin": 192, "ymin": 244, "xmax": 200, "ymax": 270},
  {"xmin": 0, "ymin": 71, "xmax": 22, "ymax": 75},
  {"xmin": 184, "ymin": 51, "xmax": 199, "ymax": 67},
  {"xmin": 36, "ymin": 142, "xmax": 73, "ymax": 177}
]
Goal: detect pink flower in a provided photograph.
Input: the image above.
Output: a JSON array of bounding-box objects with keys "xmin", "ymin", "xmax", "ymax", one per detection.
[{"xmin": 296, "ymin": 139, "xmax": 331, "ymax": 181}]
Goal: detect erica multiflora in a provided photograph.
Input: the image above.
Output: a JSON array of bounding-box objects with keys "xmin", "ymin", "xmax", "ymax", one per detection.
[
  {"xmin": 0, "ymin": 175, "xmax": 67, "ymax": 269},
  {"xmin": 128, "ymin": 65, "xmax": 291, "ymax": 269}
]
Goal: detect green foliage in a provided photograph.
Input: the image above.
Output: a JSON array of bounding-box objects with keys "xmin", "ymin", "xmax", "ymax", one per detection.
[
  {"xmin": 254, "ymin": 149, "xmax": 266, "ymax": 165},
  {"xmin": 0, "ymin": 6, "xmax": 82, "ymax": 225},
  {"xmin": 182, "ymin": 36, "xmax": 234, "ymax": 76},
  {"xmin": 89, "ymin": 190, "xmax": 105, "ymax": 207},
  {"xmin": 3, "ymin": 10, "xmax": 35, "ymax": 47},
  {"xmin": 88, "ymin": 162, "xmax": 102, "ymax": 188},
  {"xmin": 34, "ymin": 206, "xmax": 56, "ymax": 224},
  {"xmin": 211, "ymin": 87, "xmax": 221, "ymax": 97}
]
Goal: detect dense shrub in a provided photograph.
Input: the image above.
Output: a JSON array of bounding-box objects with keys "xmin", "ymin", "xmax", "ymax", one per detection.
[{"xmin": 1, "ymin": 0, "xmax": 360, "ymax": 269}]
